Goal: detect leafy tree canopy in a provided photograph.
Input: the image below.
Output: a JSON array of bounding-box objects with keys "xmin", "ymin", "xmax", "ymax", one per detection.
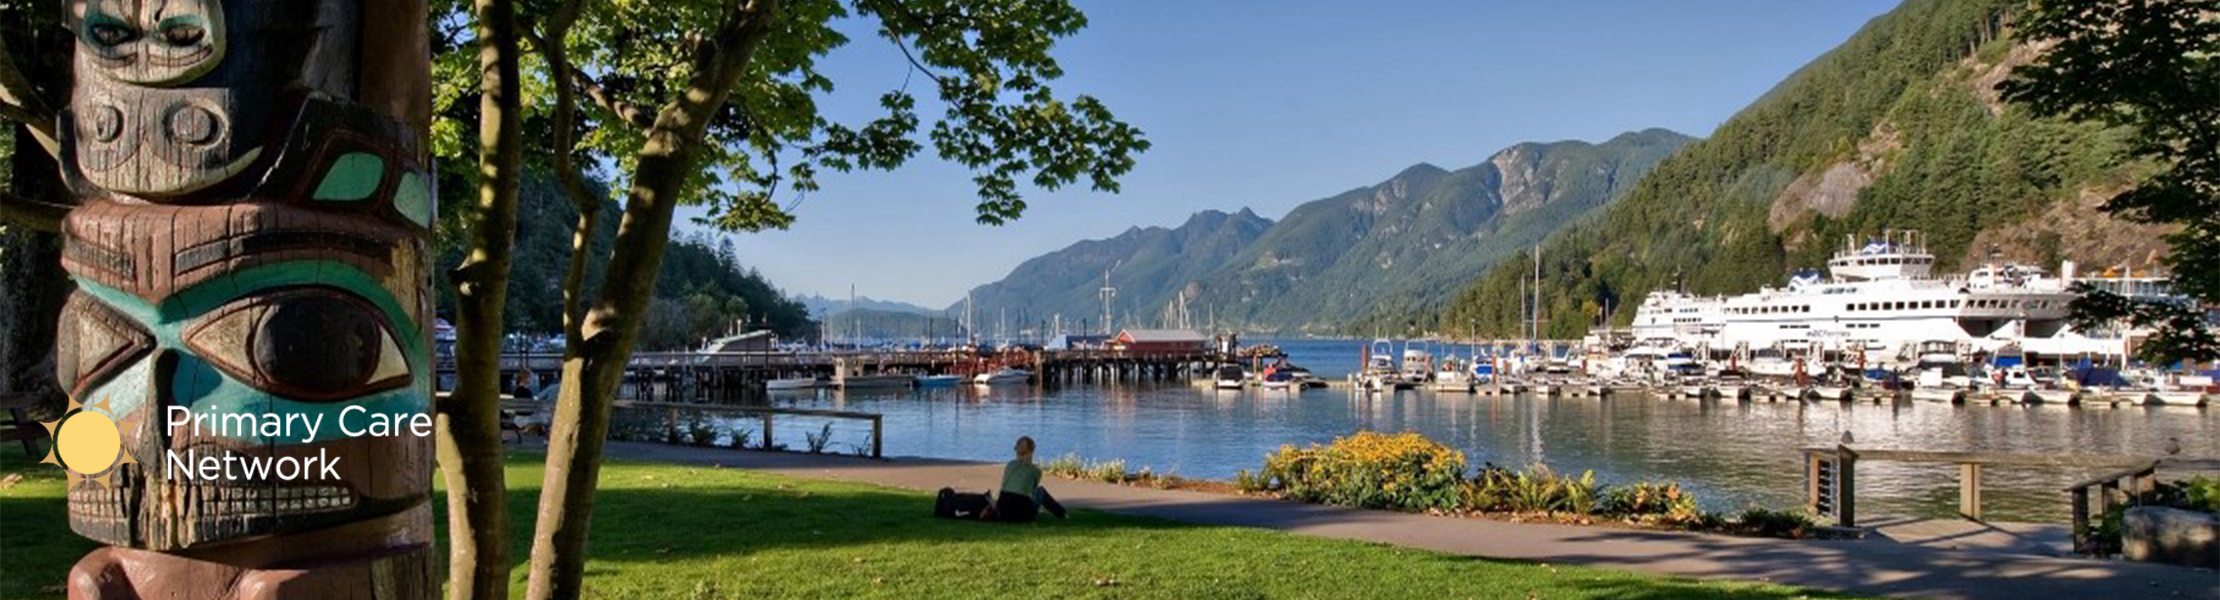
[
  {"xmin": 2003, "ymin": 0, "xmax": 2220, "ymax": 362},
  {"xmin": 428, "ymin": 0, "xmax": 1148, "ymax": 233}
]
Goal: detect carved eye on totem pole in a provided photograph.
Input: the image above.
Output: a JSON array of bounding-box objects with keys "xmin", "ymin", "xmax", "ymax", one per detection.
[{"xmin": 55, "ymin": 0, "xmax": 439, "ymax": 595}]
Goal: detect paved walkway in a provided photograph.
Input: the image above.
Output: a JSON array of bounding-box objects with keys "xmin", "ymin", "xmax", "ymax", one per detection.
[{"xmin": 599, "ymin": 442, "xmax": 2219, "ymax": 600}]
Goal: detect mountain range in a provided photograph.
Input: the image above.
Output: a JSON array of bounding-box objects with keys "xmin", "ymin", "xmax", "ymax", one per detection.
[
  {"xmin": 954, "ymin": 130, "xmax": 1695, "ymax": 333},
  {"xmin": 797, "ymin": 294, "xmax": 938, "ymax": 318},
  {"xmin": 1438, "ymin": 0, "xmax": 2171, "ymax": 338}
]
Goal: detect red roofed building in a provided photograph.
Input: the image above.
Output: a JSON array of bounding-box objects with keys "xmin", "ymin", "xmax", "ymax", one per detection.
[{"xmin": 1112, "ymin": 329, "xmax": 1209, "ymax": 353}]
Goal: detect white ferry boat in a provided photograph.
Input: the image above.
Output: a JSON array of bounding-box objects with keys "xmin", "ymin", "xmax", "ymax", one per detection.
[{"xmin": 1631, "ymin": 231, "xmax": 2129, "ymax": 359}]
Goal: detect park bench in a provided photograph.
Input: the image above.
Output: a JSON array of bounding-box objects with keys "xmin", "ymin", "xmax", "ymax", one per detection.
[{"xmin": 0, "ymin": 392, "xmax": 49, "ymax": 456}]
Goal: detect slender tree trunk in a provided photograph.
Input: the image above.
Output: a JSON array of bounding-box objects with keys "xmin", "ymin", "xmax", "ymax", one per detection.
[
  {"xmin": 0, "ymin": 1, "xmax": 72, "ymax": 416},
  {"xmin": 438, "ymin": 0, "xmax": 524, "ymax": 597},
  {"xmin": 524, "ymin": 3, "xmax": 778, "ymax": 599},
  {"xmin": 0, "ymin": 132, "xmax": 70, "ymax": 417}
]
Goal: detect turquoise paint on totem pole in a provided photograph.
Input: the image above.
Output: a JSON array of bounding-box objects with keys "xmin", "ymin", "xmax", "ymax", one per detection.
[
  {"xmin": 393, "ymin": 170, "xmax": 432, "ymax": 226},
  {"xmin": 70, "ymin": 259, "xmax": 430, "ymax": 445},
  {"xmin": 311, "ymin": 152, "xmax": 386, "ymax": 201}
]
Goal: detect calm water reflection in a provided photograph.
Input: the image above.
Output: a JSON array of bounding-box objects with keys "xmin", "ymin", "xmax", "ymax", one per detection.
[{"xmin": 747, "ymin": 383, "xmax": 2216, "ymax": 523}]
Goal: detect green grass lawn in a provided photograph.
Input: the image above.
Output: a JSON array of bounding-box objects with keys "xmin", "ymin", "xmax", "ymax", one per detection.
[{"xmin": 2, "ymin": 446, "xmax": 1859, "ymax": 599}]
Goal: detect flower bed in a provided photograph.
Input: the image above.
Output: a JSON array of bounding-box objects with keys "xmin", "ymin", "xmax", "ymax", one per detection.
[{"xmin": 1237, "ymin": 431, "xmax": 1816, "ymax": 538}]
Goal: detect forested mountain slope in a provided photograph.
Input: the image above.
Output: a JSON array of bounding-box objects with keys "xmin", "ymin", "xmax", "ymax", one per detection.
[{"xmin": 1439, "ymin": 0, "xmax": 2166, "ymax": 338}]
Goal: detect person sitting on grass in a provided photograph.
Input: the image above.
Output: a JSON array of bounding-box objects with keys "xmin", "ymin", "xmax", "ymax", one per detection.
[{"xmin": 987, "ymin": 436, "xmax": 1067, "ymax": 522}]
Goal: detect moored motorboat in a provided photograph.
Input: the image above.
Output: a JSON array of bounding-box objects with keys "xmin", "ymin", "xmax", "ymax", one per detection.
[
  {"xmin": 766, "ymin": 376, "xmax": 822, "ymax": 390},
  {"xmin": 1910, "ymin": 386, "xmax": 1966, "ymax": 403},
  {"xmin": 2144, "ymin": 390, "xmax": 2207, "ymax": 406},
  {"xmin": 1213, "ymin": 365, "xmax": 1248, "ymax": 390},
  {"xmin": 1432, "ymin": 357, "xmax": 1475, "ymax": 392},
  {"xmin": 915, "ymin": 374, "xmax": 963, "ymax": 387},
  {"xmin": 2027, "ymin": 388, "xmax": 2077, "ymax": 405},
  {"xmin": 1712, "ymin": 373, "xmax": 1752, "ymax": 401},
  {"xmin": 1260, "ymin": 370, "xmax": 1296, "ymax": 391},
  {"xmin": 1810, "ymin": 385, "xmax": 1852, "ymax": 402},
  {"xmin": 973, "ymin": 368, "xmax": 1032, "ymax": 385}
]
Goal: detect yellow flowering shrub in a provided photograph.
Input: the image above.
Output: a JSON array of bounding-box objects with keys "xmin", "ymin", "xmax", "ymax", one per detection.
[{"xmin": 1261, "ymin": 432, "xmax": 1466, "ymax": 511}]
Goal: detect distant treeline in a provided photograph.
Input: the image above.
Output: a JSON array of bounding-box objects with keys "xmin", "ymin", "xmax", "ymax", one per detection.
[{"xmin": 433, "ymin": 173, "xmax": 816, "ymax": 350}]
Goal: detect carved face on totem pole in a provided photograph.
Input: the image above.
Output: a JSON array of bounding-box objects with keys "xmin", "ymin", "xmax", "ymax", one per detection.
[{"xmin": 54, "ymin": 0, "xmax": 434, "ymax": 597}]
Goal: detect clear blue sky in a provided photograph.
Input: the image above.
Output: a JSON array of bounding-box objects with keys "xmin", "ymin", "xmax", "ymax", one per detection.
[{"xmin": 682, "ymin": 0, "xmax": 1905, "ymax": 309}]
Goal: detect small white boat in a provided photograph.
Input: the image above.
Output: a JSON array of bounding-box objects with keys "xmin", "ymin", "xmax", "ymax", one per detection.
[
  {"xmin": 1400, "ymin": 345, "xmax": 1435, "ymax": 384},
  {"xmin": 1358, "ymin": 340, "xmax": 1405, "ymax": 392},
  {"xmin": 1810, "ymin": 385, "xmax": 1851, "ymax": 402},
  {"xmin": 1213, "ymin": 365, "xmax": 1248, "ymax": 390},
  {"xmin": 2144, "ymin": 390, "xmax": 2207, "ymax": 406},
  {"xmin": 766, "ymin": 376, "xmax": 821, "ymax": 390},
  {"xmin": 2026, "ymin": 388, "xmax": 2076, "ymax": 405},
  {"xmin": 1432, "ymin": 357, "xmax": 1475, "ymax": 392},
  {"xmin": 1280, "ymin": 366, "xmax": 1328, "ymax": 389},
  {"xmin": 1910, "ymin": 386, "xmax": 1966, "ymax": 404},
  {"xmin": 1713, "ymin": 376, "xmax": 1752, "ymax": 401},
  {"xmin": 1260, "ymin": 370, "xmax": 1296, "ymax": 391},
  {"xmin": 973, "ymin": 368, "xmax": 1032, "ymax": 385},
  {"xmin": 915, "ymin": 374, "xmax": 963, "ymax": 387}
]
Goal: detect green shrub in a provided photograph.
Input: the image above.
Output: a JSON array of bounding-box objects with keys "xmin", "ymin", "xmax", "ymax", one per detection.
[
  {"xmin": 725, "ymin": 427, "xmax": 753, "ymax": 450},
  {"xmin": 1730, "ymin": 506, "xmax": 1815, "ymax": 539},
  {"xmin": 804, "ymin": 423, "xmax": 835, "ymax": 454},
  {"xmin": 1086, "ymin": 459, "xmax": 1129, "ymax": 484},
  {"xmin": 2154, "ymin": 476, "xmax": 2220, "ymax": 514},
  {"xmin": 686, "ymin": 417, "xmax": 720, "ymax": 447},
  {"xmin": 1601, "ymin": 482, "xmax": 1703, "ymax": 524},
  {"xmin": 1233, "ymin": 469, "xmax": 1268, "ymax": 493},
  {"xmin": 1465, "ymin": 464, "xmax": 1596, "ymax": 514},
  {"xmin": 1263, "ymin": 432, "xmax": 1467, "ymax": 511},
  {"xmin": 1044, "ymin": 453, "xmax": 1085, "ymax": 478},
  {"xmin": 2084, "ymin": 476, "xmax": 2219, "ymax": 553}
]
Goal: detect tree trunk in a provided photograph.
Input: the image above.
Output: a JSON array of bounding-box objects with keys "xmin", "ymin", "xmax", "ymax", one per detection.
[
  {"xmin": 438, "ymin": 0, "xmax": 524, "ymax": 597},
  {"xmin": 0, "ymin": 131, "xmax": 69, "ymax": 417},
  {"xmin": 0, "ymin": 2, "xmax": 71, "ymax": 416},
  {"xmin": 523, "ymin": 3, "xmax": 778, "ymax": 599}
]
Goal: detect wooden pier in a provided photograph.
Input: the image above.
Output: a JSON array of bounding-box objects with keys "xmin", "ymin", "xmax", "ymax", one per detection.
[{"xmin": 443, "ymin": 347, "xmax": 1227, "ymax": 401}]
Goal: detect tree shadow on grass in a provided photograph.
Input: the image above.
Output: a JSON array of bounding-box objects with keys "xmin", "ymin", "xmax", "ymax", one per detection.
[
  {"xmin": 478, "ymin": 475, "xmax": 1860, "ymax": 600},
  {"xmin": 0, "ymin": 494, "xmax": 95, "ymax": 599}
]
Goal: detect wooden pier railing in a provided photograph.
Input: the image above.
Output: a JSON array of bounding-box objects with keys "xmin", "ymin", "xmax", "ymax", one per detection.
[{"xmin": 1802, "ymin": 446, "xmax": 2220, "ymax": 554}]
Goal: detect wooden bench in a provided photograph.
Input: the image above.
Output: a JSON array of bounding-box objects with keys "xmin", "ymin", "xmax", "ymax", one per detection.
[{"xmin": 0, "ymin": 392, "xmax": 50, "ymax": 456}]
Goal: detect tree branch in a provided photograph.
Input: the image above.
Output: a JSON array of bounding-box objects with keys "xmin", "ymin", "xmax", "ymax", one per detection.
[
  {"xmin": 531, "ymin": 0, "xmax": 604, "ymax": 351},
  {"xmin": 520, "ymin": 36, "xmax": 657, "ymax": 132},
  {"xmin": 0, "ymin": 192, "xmax": 69, "ymax": 233},
  {"xmin": 0, "ymin": 38, "xmax": 57, "ymax": 156}
]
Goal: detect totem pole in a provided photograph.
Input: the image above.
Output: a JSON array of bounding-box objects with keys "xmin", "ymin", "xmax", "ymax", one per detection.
[{"xmin": 53, "ymin": 1, "xmax": 435, "ymax": 598}]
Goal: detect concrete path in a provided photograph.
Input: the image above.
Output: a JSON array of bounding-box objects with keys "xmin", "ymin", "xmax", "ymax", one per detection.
[{"xmin": 599, "ymin": 441, "xmax": 2219, "ymax": 600}]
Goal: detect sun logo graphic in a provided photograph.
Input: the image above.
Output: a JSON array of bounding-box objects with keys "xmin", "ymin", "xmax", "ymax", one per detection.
[{"xmin": 37, "ymin": 396, "xmax": 139, "ymax": 489}]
